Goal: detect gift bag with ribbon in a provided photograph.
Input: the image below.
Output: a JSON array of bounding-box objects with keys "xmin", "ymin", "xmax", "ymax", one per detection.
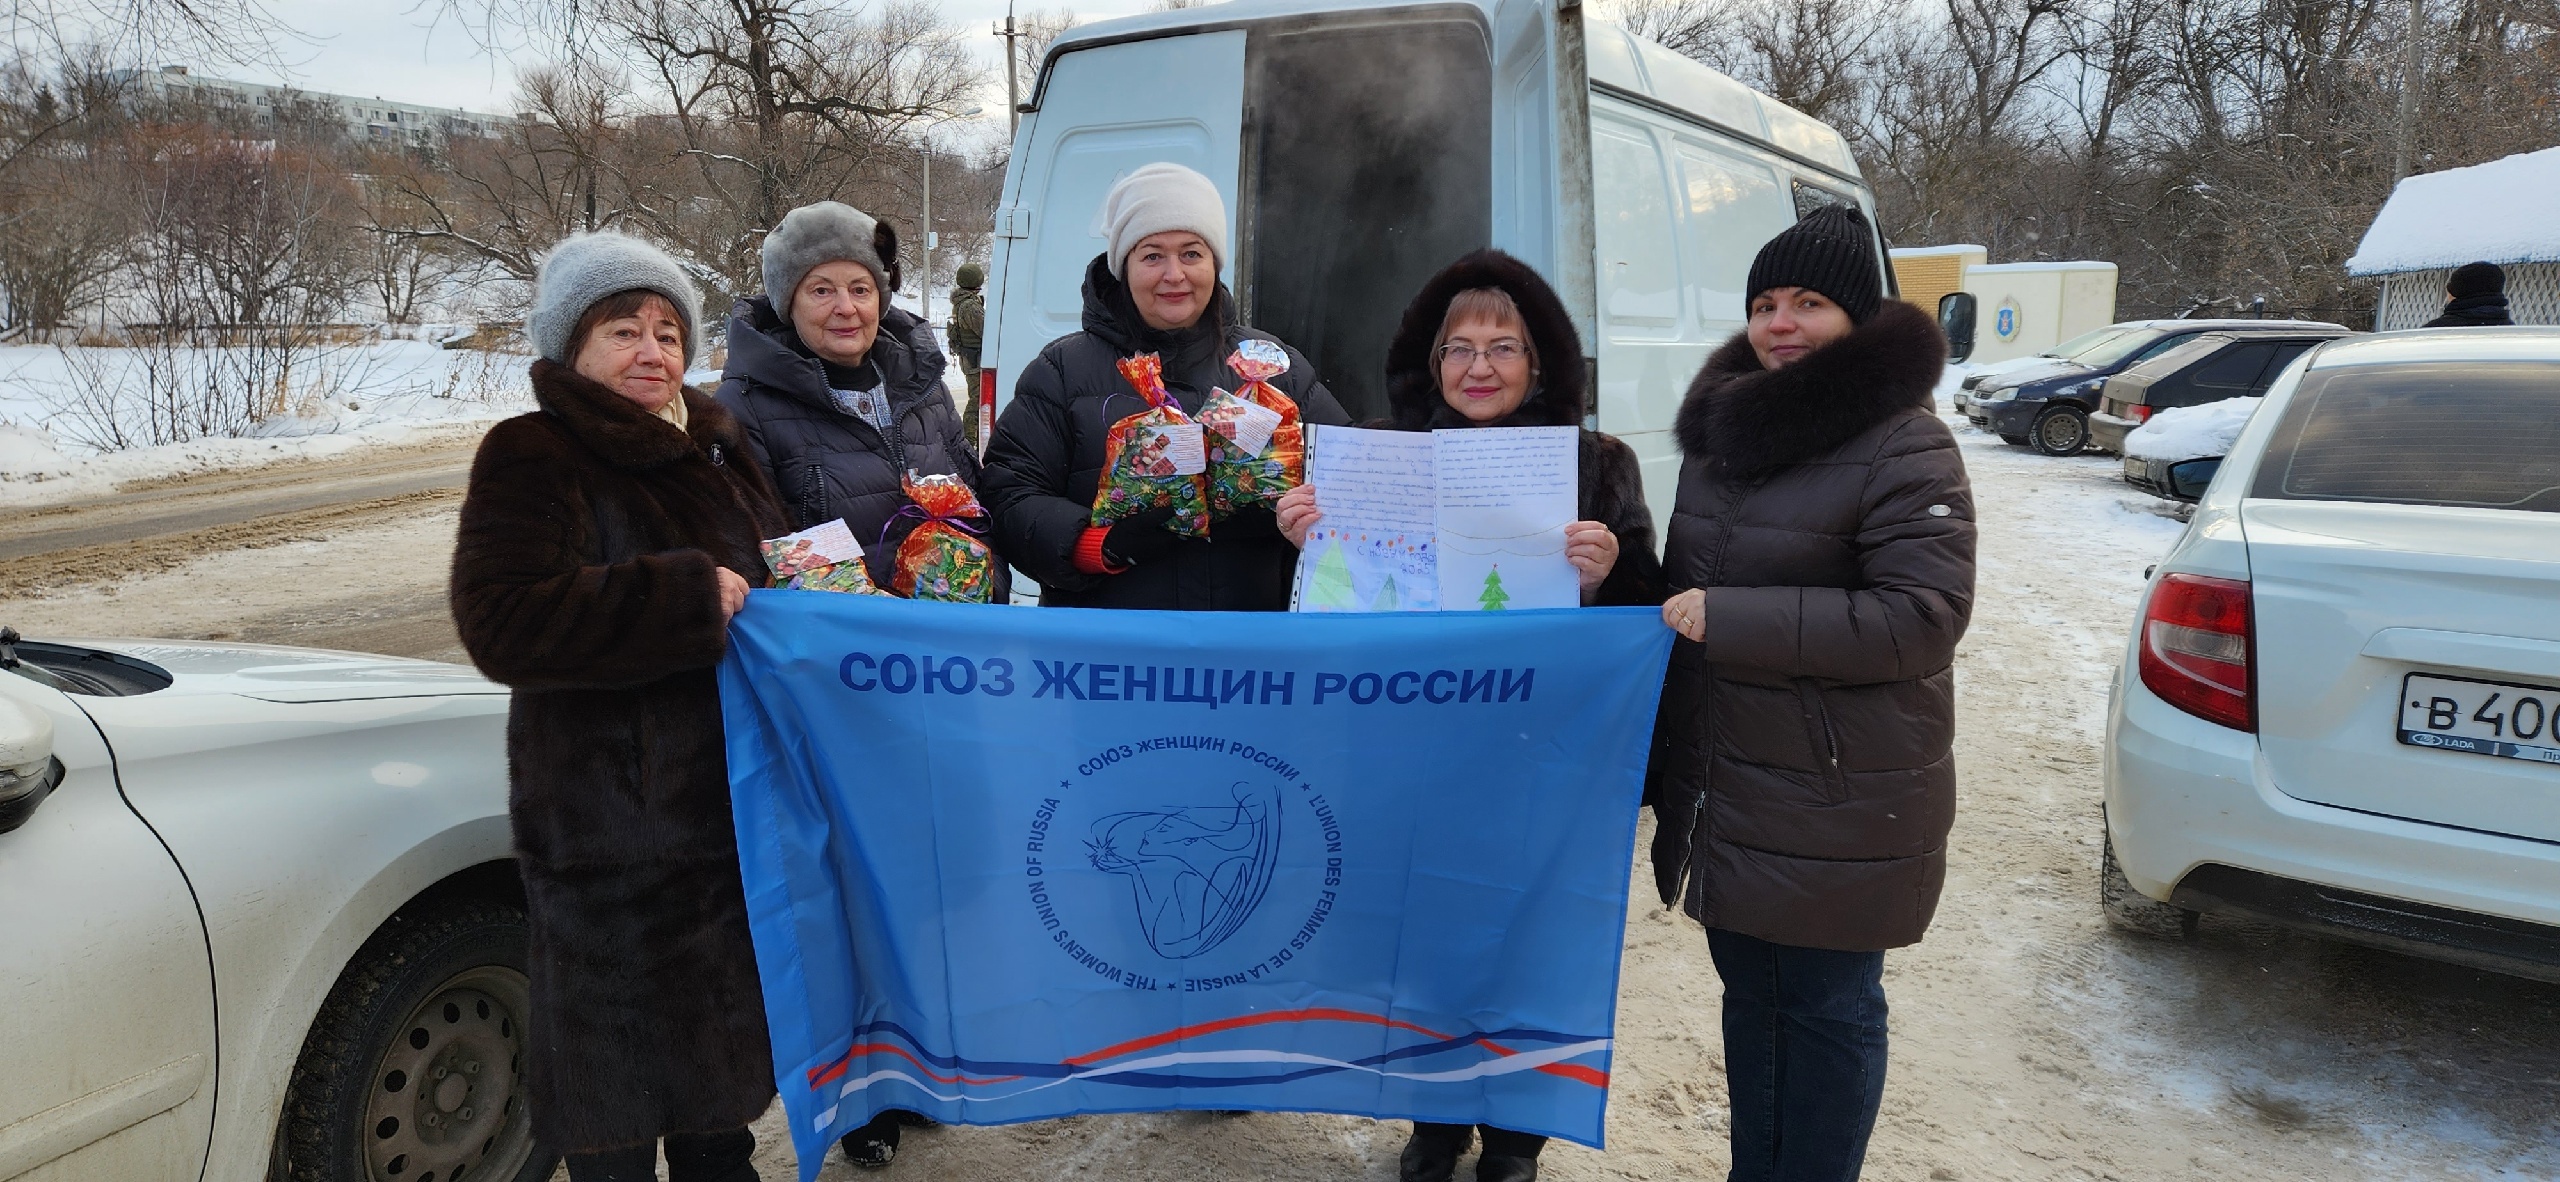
[
  {"xmin": 761, "ymin": 519, "xmax": 888, "ymax": 595},
  {"xmin": 1089, "ymin": 353, "xmax": 1211, "ymax": 538},
  {"xmin": 1199, "ymin": 338, "xmax": 1305, "ymax": 518},
  {"xmin": 891, "ymin": 471, "xmax": 1000, "ymax": 603}
]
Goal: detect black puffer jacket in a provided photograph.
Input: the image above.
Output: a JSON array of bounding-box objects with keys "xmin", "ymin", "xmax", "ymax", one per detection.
[
  {"xmin": 1649, "ymin": 300, "xmax": 1974, "ymax": 952},
  {"xmin": 2423, "ymin": 294, "xmax": 2514, "ymax": 328},
  {"xmin": 716, "ymin": 297, "xmax": 998, "ymax": 590},
  {"xmin": 981, "ymin": 253, "xmax": 1351, "ymax": 610},
  {"xmin": 1378, "ymin": 249, "xmax": 1664, "ymax": 608}
]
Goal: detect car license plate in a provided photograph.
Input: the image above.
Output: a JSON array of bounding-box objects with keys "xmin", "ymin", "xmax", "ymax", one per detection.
[{"xmin": 2399, "ymin": 673, "xmax": 2560, "ymax": 765}]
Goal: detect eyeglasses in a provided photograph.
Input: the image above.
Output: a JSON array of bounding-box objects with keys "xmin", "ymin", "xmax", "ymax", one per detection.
[{"xmin": 1437, "ymin": 340, "xmax": 1529, "ymax": 369}]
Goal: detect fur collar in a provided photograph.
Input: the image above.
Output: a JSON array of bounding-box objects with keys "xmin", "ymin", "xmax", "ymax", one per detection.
[
  {"xmin": 1383, "ymin": 249, "xmax": 1586, "ymax": 431},
  {"xmin": 1674, "ymin": 299, "xmax": 1946, "ymax": 478},
  {"xmin": 530, "ymin": 358, "xmax": 745, "ymax": 471}
]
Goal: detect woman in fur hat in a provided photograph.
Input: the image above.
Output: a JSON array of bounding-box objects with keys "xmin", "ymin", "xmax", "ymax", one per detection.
[
  {"xmin": 1653, "ymin": 205, "xmax": 1975, "ymax": 1182},
  {"xmin": 1275, "ymin": 249, "xmax": 1664, "ymax": 1182},
  {"xmin": 719, "ymin": 202, "xmax": 1001, "ymax": 601},
  {"xmin": 450, "ymin": 231, "xmax": 787, "ymax": 1182}
]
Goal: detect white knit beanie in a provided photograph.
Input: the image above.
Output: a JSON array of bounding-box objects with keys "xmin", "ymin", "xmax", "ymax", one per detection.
[
  {"xmin": 762, "ymin": 201, "xmax": 891, "ymax": 311},
  {"xmin": 524, "ymin": 231, "xmax": 703, "ymax": 365},
  {"xmin": 1100, "ymin": 162, "xmax": 1230, "ymax": 279}
]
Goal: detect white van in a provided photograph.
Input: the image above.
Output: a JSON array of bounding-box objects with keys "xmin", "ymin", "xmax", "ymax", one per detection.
[{"xmin": 978, "ymin": 0, "xmax": 1892, "ymax": 533}]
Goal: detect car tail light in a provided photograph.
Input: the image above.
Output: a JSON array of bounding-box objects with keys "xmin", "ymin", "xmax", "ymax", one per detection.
[
  {"xmin": 2138, "ymin": 573, "xmax": 2254, "ymax": 731},
  {"xmin": 977, "ymin": 369, "xmax": 998, "ymax": 457},
  {"xmin": 2126, "ymin": 404, "xmax": 2154, "ymax": 424}
]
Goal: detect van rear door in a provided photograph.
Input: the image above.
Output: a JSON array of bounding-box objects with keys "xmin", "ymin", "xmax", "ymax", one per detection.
[{"xmin": 983, "ymin": 31, "xmax": 1248, "ymax": 408}]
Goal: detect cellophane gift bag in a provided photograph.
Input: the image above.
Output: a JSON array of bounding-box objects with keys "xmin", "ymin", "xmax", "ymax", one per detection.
[
  {"xmin": 892, "ymin": 471, "xmax": 999, "ymax": 602},
  {"xmin": 1089, "ymin": 352, "xmax": 1211, "ymax": 538},
  {"xmin": 1200, "ymin": 338, "xmax": 1305, "ymax": 518},
  {"xmin": 760, "ymin": 519, "xmax": 887, "ymax": 595}
]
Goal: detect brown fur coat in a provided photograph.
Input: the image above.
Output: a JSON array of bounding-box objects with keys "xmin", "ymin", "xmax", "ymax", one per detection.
[{"xmin": 450, "ymin": 358, "xmax": 787, "ymax": 1152}]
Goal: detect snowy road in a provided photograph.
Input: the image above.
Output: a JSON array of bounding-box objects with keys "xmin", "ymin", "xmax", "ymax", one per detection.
[{"xmin": 3, "ymin": 411, "xmax": 2555, "ymax": 1179}]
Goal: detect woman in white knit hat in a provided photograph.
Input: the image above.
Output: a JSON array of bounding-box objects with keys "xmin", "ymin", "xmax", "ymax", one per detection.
[{"xmin": 979, "ymin": 161, "xmax": 1351, "ymax": 611}]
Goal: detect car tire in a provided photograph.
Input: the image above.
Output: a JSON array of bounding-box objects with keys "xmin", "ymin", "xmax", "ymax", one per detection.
[
  {"xmin": 2101, "ymin": 832, "xmax": 2197, "ymax": 939},
  {"xmin": 272, "ymin": 896, "xmax": 557, "ymax": 1182},
  {"xmin": 2030, "ymin": 405, "xmax": 2091, "ymax": 456}
]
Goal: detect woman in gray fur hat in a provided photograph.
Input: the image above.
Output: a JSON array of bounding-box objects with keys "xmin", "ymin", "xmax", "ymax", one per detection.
[
  {"xmin": 717, "ymin": 201, "xmax": 1000, "ymax": 599},
  {"xmin": 450, "ymin": 230, "xmax": 786, "ymax": 1182}
]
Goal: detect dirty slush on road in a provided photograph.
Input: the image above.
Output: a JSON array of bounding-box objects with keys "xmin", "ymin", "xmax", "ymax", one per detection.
[{"xmin": 5, "ymin": 426, "xmax": 2555, "ymax": 1180}]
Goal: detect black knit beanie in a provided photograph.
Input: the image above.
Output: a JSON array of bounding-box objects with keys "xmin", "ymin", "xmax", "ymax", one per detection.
[
  {"xmin": 2447, "ymin": 261, "xmax": 2506, "ymax": 299},
  {"xmin": 1745, "ymin": 205, "xmax": 1882, "ymax": 324}
]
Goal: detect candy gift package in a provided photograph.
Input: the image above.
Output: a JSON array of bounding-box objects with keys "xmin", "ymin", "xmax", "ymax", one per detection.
[
  {"xmin": 760, "ymin": 519, "xmax": 886, "ymax": 595},
  {"xmin": 1200, "ymin": 338, "xmax": 1305, "ymax": 517},
  {"xmin": 1090, "ymin": 353, "xmax": 1211, "ymax": 538},
  {"xmin": 893, "ymin": 471, "xmax": 999, "ymax": 603}
]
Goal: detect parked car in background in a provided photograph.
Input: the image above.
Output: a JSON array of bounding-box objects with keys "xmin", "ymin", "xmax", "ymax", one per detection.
[
  {"xmin": 1958, "ymin": 318, "xmax": 2347, "ymax": 456},
  {"xmin": 2102, "ymin": 328, "xmax": 2560, "ymax": 982},
  {"xmin": 2088, "ymin": 325, "xmax": 2353, "ymax": 455},
  {"xmin": 2119, "ymin": 393, "xmax": 2272, "ymax": 503},
  {"xmin": 0, "ymin": 632, "xmax": 552, "ymax": 1182}
]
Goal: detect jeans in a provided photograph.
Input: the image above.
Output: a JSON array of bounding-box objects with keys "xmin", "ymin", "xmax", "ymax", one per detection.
[
  {"xmin": 1706, "ymin": 929, "xmax": 1889, "ymax": 1182},
  {"xmin": 565, "ymin": 1126, "xmax": 756, "ymax": 1182}
]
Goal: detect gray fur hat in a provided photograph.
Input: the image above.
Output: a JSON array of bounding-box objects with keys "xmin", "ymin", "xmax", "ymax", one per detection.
[
  {"xmin": 1101, "ymin": 162, "xmax": 1229, "ymax": 279},
  {"xmin": 525, "ymin": 231, "xmax": 703, "ymax": 365},
  {"xmin": 763, "ymin": 201, "xmax": 895, "ymax": 311}
]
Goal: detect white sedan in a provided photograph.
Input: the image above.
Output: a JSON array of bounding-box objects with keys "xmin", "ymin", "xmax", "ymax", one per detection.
[
  {"xmin": 0, "ymin": 633, "xmax": 558, "ymax": 1182},
  {"xmin": 2101, "ymin": 328, "xmax": 2560, "ymax": 980}
]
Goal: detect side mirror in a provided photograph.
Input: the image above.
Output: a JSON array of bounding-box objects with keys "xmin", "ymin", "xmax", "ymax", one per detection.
[
  {"xmin": 0, "ymin": 695, "xmax": 60, "ymax": 836},
  {"xmin": 1938, "ymin": 292, "xmax": 1977, "ymax": 363},
  {"xmin": 2163, "ymin": 456, "xmax": 2223, "ymax": 503}
]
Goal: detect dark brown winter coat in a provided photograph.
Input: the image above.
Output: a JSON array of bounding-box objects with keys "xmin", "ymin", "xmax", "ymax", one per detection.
[
  {"xmin": 1379, "ymin": 248, "xmax": 1664, "ymax": 607},
  {"xmin": 1649, "ymin": 299, "xmax": 1974, "ymax": 951},
  {"xmin": 450, "ymin": 358, "xmax": 787, "ymax": 1152}
]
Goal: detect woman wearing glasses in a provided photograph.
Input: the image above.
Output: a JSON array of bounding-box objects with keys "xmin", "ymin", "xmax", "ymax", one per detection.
[{"xmin": 1275, "ymin": 249, "xmax": 1663, "ymax": 1182}]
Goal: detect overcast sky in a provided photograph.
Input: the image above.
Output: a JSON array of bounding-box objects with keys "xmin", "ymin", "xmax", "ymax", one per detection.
[{"xmin": 217, "ymin": 0, "xmax": 1159, "ymax": 145}]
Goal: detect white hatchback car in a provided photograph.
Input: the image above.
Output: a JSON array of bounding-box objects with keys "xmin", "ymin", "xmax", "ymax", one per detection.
[
  {"xmin": 2102, "ymin": 328, "xmax": 2560, "ymax": 981},
  {"xmin": 0, "ymin": 633, "xmax": 557, "ymax": 1182}
]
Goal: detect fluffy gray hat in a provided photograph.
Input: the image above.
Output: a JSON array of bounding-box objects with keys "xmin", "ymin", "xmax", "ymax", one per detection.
[
  {"xmin": 763, "ymin": 201, "xmax": 895, "ymax": 311},
  {"xmin": 525, "ymin": 231, "xmax": 703, "ymax": 365},
  {"xmin": 1100, "ymin": 162, "xmax": 1229, "ymax": 279}
]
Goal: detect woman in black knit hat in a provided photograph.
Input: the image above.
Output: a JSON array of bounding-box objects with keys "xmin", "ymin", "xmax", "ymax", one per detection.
[
  {"xmin": 1649, "ymin": 204, "xmax": 1976, "ymax": 1182},
  {"xmin": 2423, "ymin": 260, "xmax": 2515, "ymax": 327}
]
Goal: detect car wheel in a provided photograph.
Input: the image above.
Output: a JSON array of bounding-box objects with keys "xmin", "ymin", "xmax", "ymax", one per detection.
[
  {"xmin": 2031, "ymin": 405, "xmax": 2091, "ymax": 456},
  {"xmin": 272, "ymin": 896, "xmax": 557, "ymax": 1182},
  {"xmin": 2101, "ymin": 832, "xmax": 2197, "ymax": 939}
]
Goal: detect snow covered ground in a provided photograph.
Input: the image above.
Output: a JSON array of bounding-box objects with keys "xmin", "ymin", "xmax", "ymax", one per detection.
[
  {"xmin": 0, "ymin": 339, "xmax": 536, "ymax": 506},
  {"xmin": 0, "ymin": 320, "xmax": 971, "ymax": 508}
]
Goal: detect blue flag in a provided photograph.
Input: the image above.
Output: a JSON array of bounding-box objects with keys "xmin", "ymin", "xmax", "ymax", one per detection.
[{"xmin": 719, "ymin": 593, "xmax": 1672, "ymax": 1178}]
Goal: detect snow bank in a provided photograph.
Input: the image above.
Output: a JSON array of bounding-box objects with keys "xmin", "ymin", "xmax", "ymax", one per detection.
[
  {"xmin": 2346, "ymin": 146, "xmax": 2560, "ymax": 274},
  {"xmin": 0, "ymin": 340, "xmax": 536, "ymax": 505},
  {"xmin": 2122, "ymin": 397, "xmax": 2259, "ymax": 462}
]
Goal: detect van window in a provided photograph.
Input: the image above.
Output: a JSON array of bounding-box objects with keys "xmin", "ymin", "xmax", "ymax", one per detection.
[
  {"xmin": 1593, "ymin": 118, "xmax": 1681, "ymax": 334},
  {"xmin": 1673, "ymin": 141, "xmax": 1792, "ymax": 331},
  {"xmin": 2250, "ymin": 363, "xmax": 2560, "ymax": 512},
  {"xmin": 1242, "ymin": 16, "xmax": 1491, "ymax": 422}
]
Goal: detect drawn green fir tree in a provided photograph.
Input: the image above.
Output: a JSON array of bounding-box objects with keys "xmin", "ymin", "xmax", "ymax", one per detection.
[
  {"xmin": 1478, "ymin": 564, "xmax": 1510, "ymax": 610},
  {"xmin": 1308, "ymin": 540, "xmax": 1357, "ymax": 609},
  {"xmin": 1372, "ymin": 573, "xmax": 1399, "ymax": 611}
]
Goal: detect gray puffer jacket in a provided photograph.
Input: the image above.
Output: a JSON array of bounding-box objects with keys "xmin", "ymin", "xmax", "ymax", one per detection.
[{"xmin": 716, "ymin": 296, "xmax": 998, "ymax": 590}]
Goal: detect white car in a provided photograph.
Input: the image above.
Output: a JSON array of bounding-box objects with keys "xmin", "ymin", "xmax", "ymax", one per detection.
[
  {"xmin": 0, "ymin": 633, "xmax": 558, "ymax": 1182},
  {"xmin": 2102, "ymin": 328, "xmax": 2560, "ymax": 981}
]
